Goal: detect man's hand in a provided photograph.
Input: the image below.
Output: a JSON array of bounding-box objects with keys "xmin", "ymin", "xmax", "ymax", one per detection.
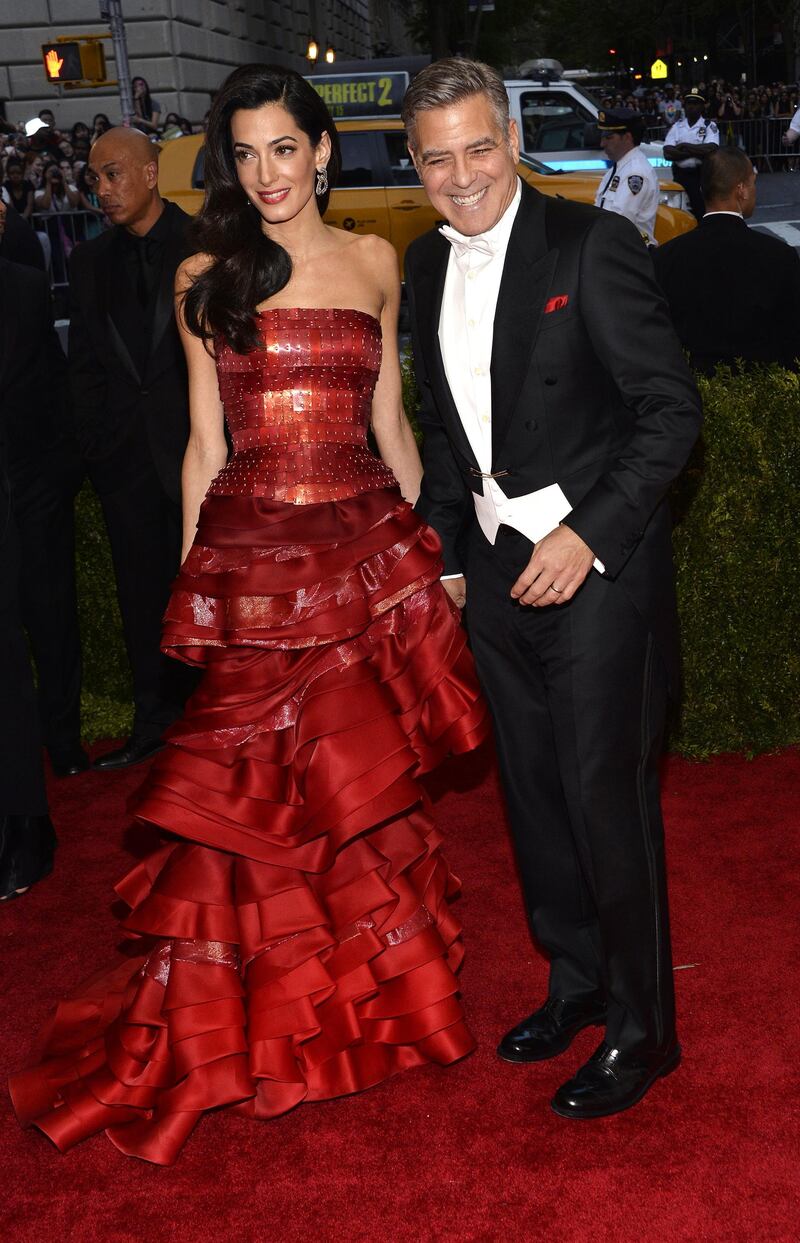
[
  {"xmin": 442, "ymin": 575, "xmax": 466, "ymax": 609},
  {"xmin": 511, "ymin": 525, "xmax": 594, "ymax": 607}
]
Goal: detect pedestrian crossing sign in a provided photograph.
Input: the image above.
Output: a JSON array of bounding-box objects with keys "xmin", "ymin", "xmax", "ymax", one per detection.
[{"xmin": 651, "ymin": 59, "xmax": 668, "ymax": 80}]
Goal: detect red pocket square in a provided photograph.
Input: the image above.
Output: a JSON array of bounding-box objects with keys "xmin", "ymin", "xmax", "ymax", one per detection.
[{"xmin": 544, "ymin": 294, "xmax": 569, "ymax": 314}]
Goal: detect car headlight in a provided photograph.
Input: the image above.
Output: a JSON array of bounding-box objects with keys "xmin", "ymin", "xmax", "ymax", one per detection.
[{"xmin": 659, "ymin": 188, "xmax": 690, "ymax": 212}]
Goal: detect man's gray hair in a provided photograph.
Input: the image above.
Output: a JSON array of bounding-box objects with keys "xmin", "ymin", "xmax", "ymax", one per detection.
[{"xmin": 401, "ymin": 58, "xmax": 510, "ymax": 152}]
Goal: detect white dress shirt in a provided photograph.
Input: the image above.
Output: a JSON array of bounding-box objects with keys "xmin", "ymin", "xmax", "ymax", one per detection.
[
  {"xmin": 438, "ymin": 177, "xmax": 604, "ymax": 574},
  {"xmin": 595, "ymin": 145, "xmax": 659, "ymax": 246},
  {"xmin": 664, "ymin": 115, "xmax": 720, "ymax": 167}
]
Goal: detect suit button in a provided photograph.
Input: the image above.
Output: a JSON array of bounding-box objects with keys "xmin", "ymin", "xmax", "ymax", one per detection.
[
  {"xmin": 525, "ymin": 419, "xmax": 538, "ymax": 431},
  {"xmin": 544, "ymin": 377, "xmax": 557, "ymax": 386},
  {"xmin": 141, "ymin": 388, "xmax": 150, "ymax": 396}
]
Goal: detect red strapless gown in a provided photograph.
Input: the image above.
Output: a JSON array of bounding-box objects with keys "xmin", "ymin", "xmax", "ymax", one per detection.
[{"xmin": 10, "ymin": 308, "xmax": 488, "ymax": 1165}]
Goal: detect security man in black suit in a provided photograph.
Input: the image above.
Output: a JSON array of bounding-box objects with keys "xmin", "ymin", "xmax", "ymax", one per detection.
[
  {"xmin": 653, "ymin": 145, "xmax": 800, "ymax": 373},
  {"xmin": 0, "ymin": 256, "xmax": 59, "ymax": 896},
  {"xmin": 71, "ymin": 127, "xmax": 194, "ymax": 769},
  {"xmin": 0, "ymin": 245, "xmax": 86, "ymax": 778}
]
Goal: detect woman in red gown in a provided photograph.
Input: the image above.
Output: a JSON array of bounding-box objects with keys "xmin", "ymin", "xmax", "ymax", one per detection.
[{"xmin": 10, "ymin": 66, "xmax": 487, "ymax": 1164}]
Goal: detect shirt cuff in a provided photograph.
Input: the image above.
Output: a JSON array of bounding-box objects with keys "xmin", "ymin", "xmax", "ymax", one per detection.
[{"xmin": 441, "ymin": 572, "xmax": 463, "ymax": 580}]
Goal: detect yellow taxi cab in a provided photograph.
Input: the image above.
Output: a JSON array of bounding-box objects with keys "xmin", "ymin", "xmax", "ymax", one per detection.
[{"xmin": 159, "ymin": 119, "xmax": 694, "ymax": 272}]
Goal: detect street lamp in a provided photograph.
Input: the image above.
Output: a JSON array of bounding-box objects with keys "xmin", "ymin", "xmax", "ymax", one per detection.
[
  {"xmin": 325, "ymin": 44, "xmax": 335, "ymax": 64},
  {"xmin": 306, "ymin": 36, "xmax": 319, "ymax": 61}
]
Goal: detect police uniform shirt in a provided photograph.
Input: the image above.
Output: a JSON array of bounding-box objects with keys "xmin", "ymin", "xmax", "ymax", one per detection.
[
  {"xmin": 664, "ymin": 114, "xmax": 720, "ymax": 168},
  {"xmin": 787, "ymin": 107, "xmax": 800, "ymax": 137},
  {"xmin": 594, "ymin": 145, "xmax": 659, "ymax": 246}
]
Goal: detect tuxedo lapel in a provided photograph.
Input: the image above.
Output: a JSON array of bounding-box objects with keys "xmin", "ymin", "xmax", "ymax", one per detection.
[
  {"xmin": 105, "ymin": 231, "xmax": 144, "ymax": 385},
  {"xmin": 414, "ymin": 233, "xmax": 480, "ymax": 470},
  {"xmin": 146, "ymin": 205, "xmax": 186, "ymax": 381},
  {"xmin": 0, "ymin": 264, "xmax": 15, "ymax": 390},
  {"xmin": 490, "ymin": 185, "xmax": 556, "ymax": 462}
]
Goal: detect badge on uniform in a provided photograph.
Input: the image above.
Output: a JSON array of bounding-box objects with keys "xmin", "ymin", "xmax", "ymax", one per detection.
[
  {"xmin": 628, "ymin": 175, "xmax": 643, "ymax": 195},
  {"xmin": 609, "ymin": 175, "xmax": 620, "ymax": 191}
]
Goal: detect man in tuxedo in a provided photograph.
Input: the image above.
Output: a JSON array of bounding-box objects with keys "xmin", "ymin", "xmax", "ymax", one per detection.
[
  {"xmin": 71, "ymin": 127, "xmax": 194, "ymax": 769},
  {"xmin": 653, "ymin": 145, "xmax": 800, "ymax": 373},
  {"xmin": 402, "ymin": 60, "xmax": 702, "ymax": 1119},
  {"xmin": 0, "ymin": 253, "xmax": 86, "ymax": 776}
]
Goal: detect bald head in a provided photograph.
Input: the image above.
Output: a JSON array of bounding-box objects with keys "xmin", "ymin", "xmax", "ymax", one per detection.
[
  {"xmin": 89, "ymin": 125, "xmax": 163, "ymax": 234},
  {"xmin": 91, "ymin": 125, "xmax": 159, "ymax": 166}
]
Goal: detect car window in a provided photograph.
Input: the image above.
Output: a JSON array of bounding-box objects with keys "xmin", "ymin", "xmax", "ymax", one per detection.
[
  {"xmin": 192, "ymin": 146, "xmax": 205, "ymax": 189},
  {"xmin": 383, "ymin": 131, "xmax": 420, "ymax": 186},
  {"xmin": 338, "ymin": 133, "xmax": 379, "ymax": 187},
  {"xmin": 520, "ymin": 91, "xmax": 594, "ymax": 153}
]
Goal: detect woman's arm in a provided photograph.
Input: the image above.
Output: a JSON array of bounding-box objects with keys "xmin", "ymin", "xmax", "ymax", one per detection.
[
  {"xmin": 65, "ymin": 182, "xmax": 81, "ymax": 208},
  {"xmin": 22, "ymin": 188, "xmax": 34, "ymax": 219},
  {"xmin": 368, "ymin": 239, "xmax": 423, "ymax": 505},
  {"xmin": 175, "ymin": 256, "xmax": 229, "ymax": 562}
]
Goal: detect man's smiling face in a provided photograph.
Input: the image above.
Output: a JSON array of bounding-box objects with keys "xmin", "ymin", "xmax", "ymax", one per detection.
[{"xmin": 411, "ymin": 91, "xmax": 519, "ymax": 237}]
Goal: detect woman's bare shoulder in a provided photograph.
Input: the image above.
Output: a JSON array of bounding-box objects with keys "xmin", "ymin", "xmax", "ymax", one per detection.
[{"xmin": 176, "ymin": 251, "xmax": 214, "ymax": 287}]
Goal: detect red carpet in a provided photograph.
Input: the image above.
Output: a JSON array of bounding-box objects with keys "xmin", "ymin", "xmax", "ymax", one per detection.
[{"xmin": 2, "ymin": 746, "xmax": 798, "ymax": 1241}]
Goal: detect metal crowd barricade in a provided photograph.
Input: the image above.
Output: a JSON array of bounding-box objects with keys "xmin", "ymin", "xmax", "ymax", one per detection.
[
  {"xmin": 643, "ymin": 116, "xmax": 798, "ymax": 169},
  {"xmin": 30, "ymin": 209, "xmax": 108, "ymax": 313}
]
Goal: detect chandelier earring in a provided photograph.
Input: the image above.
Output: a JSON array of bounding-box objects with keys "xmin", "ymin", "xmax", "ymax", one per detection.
[{"xmin": 315, "ymin": 165, "xmax": 328, "ymax": 196}]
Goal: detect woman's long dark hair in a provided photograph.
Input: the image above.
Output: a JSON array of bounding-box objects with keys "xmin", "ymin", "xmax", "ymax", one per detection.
[{"xmin": 183, "ymin": 64, "xmax": 340, "ymax": 354}]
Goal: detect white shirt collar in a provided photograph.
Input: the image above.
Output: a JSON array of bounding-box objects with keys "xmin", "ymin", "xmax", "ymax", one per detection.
[{"xmin": 703, "ymin": 210, "xmax": 743, "ymax": 219}]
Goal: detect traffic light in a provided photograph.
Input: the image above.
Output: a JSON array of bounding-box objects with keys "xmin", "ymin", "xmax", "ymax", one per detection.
[
  {"xmin": 41, "ymin": 40, "xmax": 107, "ymax": 85},
  {"xmin": 42, "ymin": 42, "xmax": 82, "ymax": 83}
]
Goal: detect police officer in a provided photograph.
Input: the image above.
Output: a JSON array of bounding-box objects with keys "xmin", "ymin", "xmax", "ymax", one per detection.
[
  {"xmin": 663, "ymin": 88, "xmax": 719, "ymax": 219},
  {"xmin": 594, "ymin": 107, "xmax": 660, "ymax": 246}
]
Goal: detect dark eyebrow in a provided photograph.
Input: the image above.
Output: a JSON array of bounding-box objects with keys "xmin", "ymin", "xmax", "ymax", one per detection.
[
  {"xmin": 419, "ymin": 135, "xmax": 497, "ymax": 163},
  {"xmin": 233, "ymin": 135, "xmax": 298, "ymax": 150}
]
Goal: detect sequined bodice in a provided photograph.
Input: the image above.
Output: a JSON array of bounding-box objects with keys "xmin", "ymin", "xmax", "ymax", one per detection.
[{"xmin": 209, "ymin": 307, "xmax": 397, "ymax": 504}]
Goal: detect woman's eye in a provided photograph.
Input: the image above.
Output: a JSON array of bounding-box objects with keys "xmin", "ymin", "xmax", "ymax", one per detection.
[
  {"xmin": 276, "ymin": 145, "xmax": 296, "ymax": 156},
  {"xmin": 234, "ymin": 150, "xmax": 253, "ymax": 162}
]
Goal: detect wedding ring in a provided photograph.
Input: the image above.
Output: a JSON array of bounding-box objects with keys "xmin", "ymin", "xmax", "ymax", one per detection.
[{"xmin": 551, "ymin": 585, "xmax": 563, "ymax": 593}]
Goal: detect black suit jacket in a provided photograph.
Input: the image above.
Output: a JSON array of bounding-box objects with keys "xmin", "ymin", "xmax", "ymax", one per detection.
[
  {"xmin": 68, "ymin": 200, "xmax": 193, "ymax": 503},
  {"xmin": 652, "ymin": 212, "xmax": 800, "ymax": 373},
  {"xmin": 0, "ymin": 257, "xmax": 77, "ymax": 538},
  {"xmin": 405, "ymin": 182, "xmax": 703, "ymax": 687}
]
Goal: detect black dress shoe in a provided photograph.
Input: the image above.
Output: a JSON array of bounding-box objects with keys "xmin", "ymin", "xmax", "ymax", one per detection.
[
  {"xmin": 551, "ymin": 1040, "xmax": 681, "ymax": 1119},
  {"xmin": 497, "ymin": 996, "xmax": 607, "ymax": 1063},
  {"xmin": 49, "ymin": 747, "xmax": 91, "ymax": 778},
  {"xmin": 93, "ymin": 737, "xmax": 165, "ymax": 771}
]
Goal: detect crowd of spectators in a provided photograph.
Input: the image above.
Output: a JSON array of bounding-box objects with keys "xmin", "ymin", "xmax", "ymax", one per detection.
[
  {"xmin": 0, "ymin": 83, "xmax": 206, "ymax": 281},
  {"xmin": 599, "ymin": 79, "xmax": 800, "ymax": 164}
]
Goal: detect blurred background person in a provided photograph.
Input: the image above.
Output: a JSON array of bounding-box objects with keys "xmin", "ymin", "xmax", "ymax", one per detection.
[
  {"xmin": 3, "ymin": 156, "xmax": 34, "ymax": 219},
  {"xmin": 0, "ymin": 255, "xmax": 61, "ymax": 897},
  {"xmin": 664, "ymin": 89, "xmax": 720, "ymax": 218},
  {"xmin": 131, "ymin": 77, "xmax": 162, "ymax": 134},
  {"xmin": 595, "ymin": 107, "xmax": 659, "ymax": 246},
  {"xmin": 653, "ymin": 146, "xmax": 800, "ymax": 374}
]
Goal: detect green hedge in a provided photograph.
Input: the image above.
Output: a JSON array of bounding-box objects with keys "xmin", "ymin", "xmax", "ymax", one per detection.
[
  {"xmin": 671, "ymin": 365, "xmax": 799, "ymax": 757},
  {"xmin": 75, "ymin": 364, "xmax": 799, "ymax": 756}
]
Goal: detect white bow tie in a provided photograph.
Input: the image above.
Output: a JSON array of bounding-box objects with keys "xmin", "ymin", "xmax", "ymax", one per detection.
[{"xmin": 439, "ymin": 224, "xmax": 497, "ymax": 269}]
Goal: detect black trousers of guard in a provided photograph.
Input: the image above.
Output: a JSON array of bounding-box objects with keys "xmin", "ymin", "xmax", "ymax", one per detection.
[
  {"xmin": 13, "ymin": 454, "xmax": 84, "ymax": 762},
  {"xmin": 672, "ymin": 165, "xmax": 705, "ymax": 220},
  {"xmin": 466, "ymin": 524, "xmax": 676, "ymax": 1057},
  {"xmin": 91, "ymin": 447, "xmax": 192, "ymax": 743}
]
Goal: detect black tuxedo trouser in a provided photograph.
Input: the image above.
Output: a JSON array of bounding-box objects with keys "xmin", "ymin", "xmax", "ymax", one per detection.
[
  {"xmin": 91, "ymin": 449, "xmax": 191, "ymax": 741},
  {"xmin": 13, "ymin": 459, "xmax": 84, "ymax": 759},
  {"xmin": 466, "ymin": 523, "xmax": 676, "ymax": 1055}
]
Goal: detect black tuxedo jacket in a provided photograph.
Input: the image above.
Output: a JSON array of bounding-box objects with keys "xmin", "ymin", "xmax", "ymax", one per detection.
[
  {"xmin": 405, "ymin": 182, "xmax": 703, "ymax": 687},
  {"xmin": 67, "ymin": 200, "xmax": 193, "ymax": 503},
  {"xmin": 652, "ymin": 212, "xmax": 800, "ymax": 373},
  {"xmin": 0, "ymin": 257, "xmax": 77, "ymax": 533}
]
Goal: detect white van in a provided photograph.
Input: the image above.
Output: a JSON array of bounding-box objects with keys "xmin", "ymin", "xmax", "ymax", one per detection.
[{"xmin": 505, "ymin": 61, "xmax": 670, "ymax": 177}]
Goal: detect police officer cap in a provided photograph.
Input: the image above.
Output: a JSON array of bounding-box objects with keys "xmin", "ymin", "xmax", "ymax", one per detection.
[
  {"xmin": 597, "ymin": 107, "xmax": 641, "ymax": 133},
  {"xmin": 684, "ymin": 88, "xmax": 706, "ymax": 106}
]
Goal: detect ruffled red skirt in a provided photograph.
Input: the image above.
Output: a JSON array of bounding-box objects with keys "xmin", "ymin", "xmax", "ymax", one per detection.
[{"xmin": 10, "ymin": 488, "xmax": 488, "ymax": 1164}]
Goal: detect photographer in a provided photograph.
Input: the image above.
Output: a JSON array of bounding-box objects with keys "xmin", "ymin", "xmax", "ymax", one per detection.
[{"xmin": 33, "ymin": 162, "xmax": 79, "ymax": 214}]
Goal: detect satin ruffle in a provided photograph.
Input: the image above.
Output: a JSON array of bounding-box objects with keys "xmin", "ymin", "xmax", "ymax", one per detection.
[{"xmin": 11, "ymin": 488, "xmax": 488, "ymax": 1165}]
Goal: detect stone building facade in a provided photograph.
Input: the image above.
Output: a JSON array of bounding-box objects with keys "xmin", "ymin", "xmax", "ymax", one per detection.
[{"xmin": 0, "ymin": 0, "xmax": 413, "ymax": 129}]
